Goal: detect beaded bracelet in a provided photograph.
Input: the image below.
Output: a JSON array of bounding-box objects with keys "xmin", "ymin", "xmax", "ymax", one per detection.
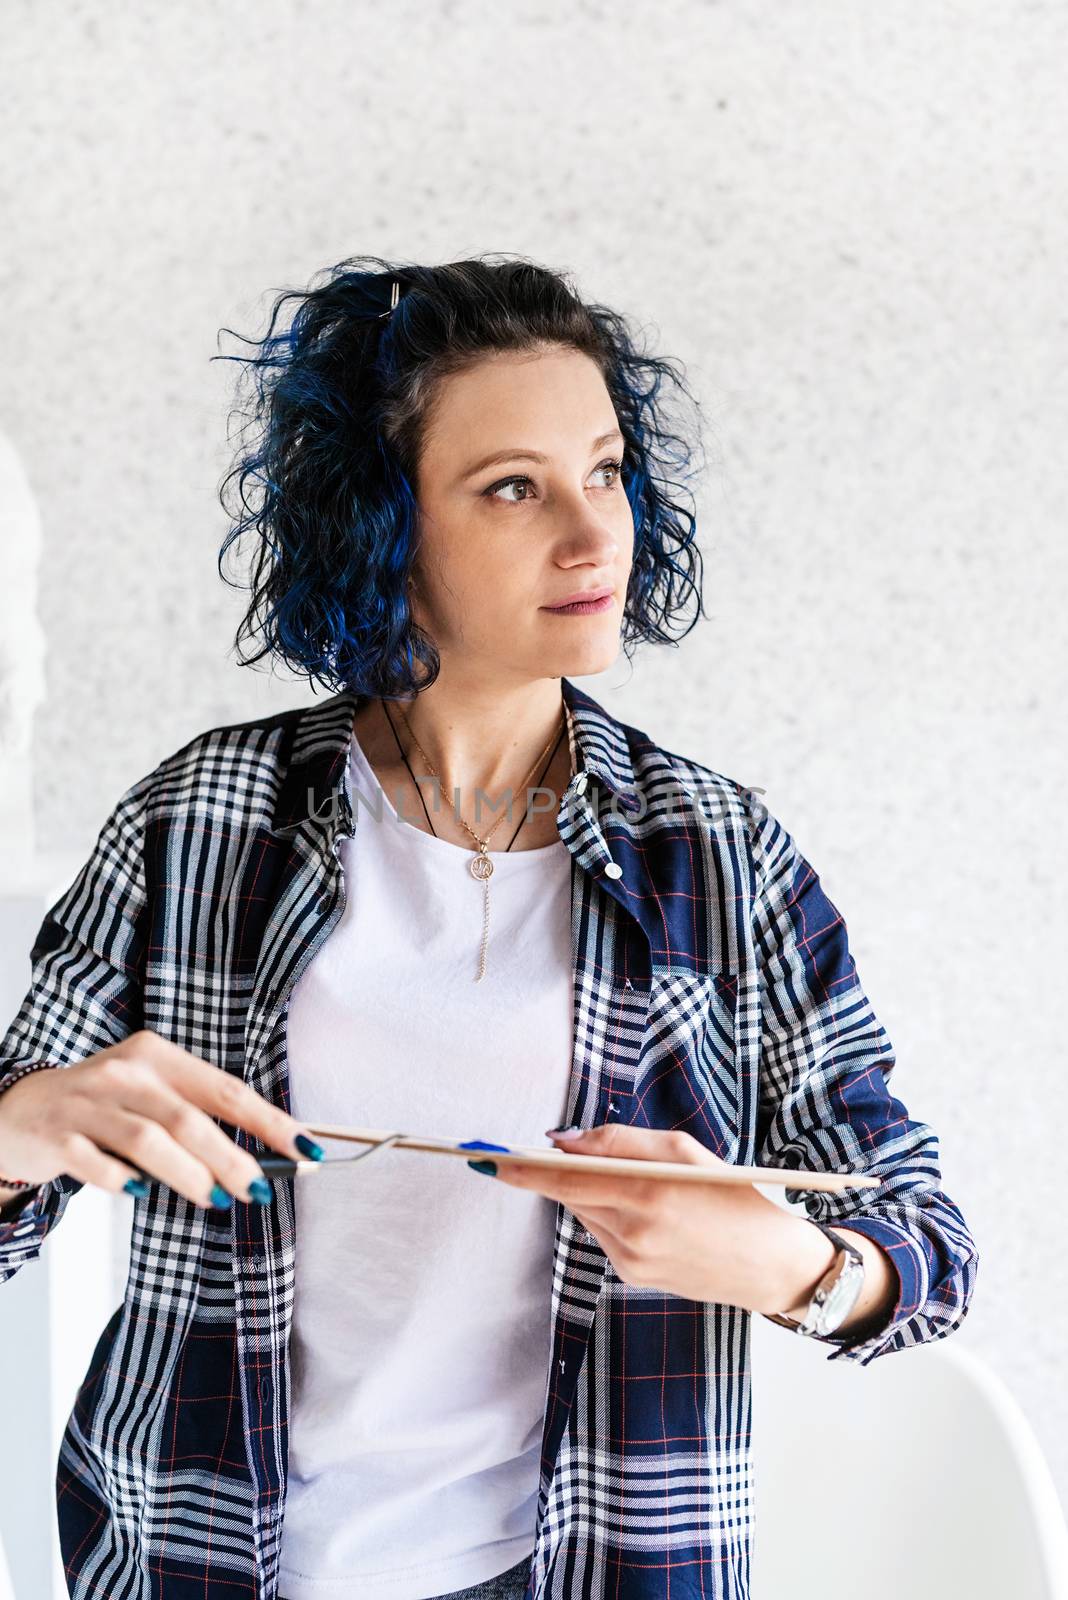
[{"xmin": 0, "ymin": 1061, "xmax": 59, "ymax": 1189}]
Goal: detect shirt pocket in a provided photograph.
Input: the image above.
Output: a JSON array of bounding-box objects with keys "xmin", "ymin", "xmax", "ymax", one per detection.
[{"xmin": 631, "ymin": 967, "xmax": 742, "ymax": 1161}]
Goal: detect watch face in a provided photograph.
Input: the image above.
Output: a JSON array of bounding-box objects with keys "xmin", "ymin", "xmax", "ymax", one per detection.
[{"xmin": 819, "ymin": 1258, "xmax": 864, "ymax": 1333}]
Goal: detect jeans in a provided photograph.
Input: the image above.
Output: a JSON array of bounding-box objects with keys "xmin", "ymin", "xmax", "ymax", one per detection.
[{"xmin": 280, "ymin": 1550, "xmax": 533, "ymax": 1600}]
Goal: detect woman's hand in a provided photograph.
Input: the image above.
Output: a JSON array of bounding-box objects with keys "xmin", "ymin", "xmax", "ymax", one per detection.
[
  {"xmin": 489, "ymin": 1122, "xmax": 831, "ymax": 1315},
  {"xmin": 0, "ymin": 1029, "xmax": 322, "ymax": 1208}
]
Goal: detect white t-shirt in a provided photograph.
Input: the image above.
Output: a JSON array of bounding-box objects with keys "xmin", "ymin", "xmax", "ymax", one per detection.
[{"xmin": 277, "ymin": 728, "xmax": 575, "ymax": 1600}]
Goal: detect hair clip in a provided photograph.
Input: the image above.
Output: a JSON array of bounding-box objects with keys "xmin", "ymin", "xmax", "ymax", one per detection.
[{"xmin": 378, "ymin": 278, "xmax": 401, "ymax": 319}]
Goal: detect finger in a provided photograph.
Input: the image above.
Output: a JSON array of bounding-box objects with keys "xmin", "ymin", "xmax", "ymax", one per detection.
[
  {"xmin": 493, "ymin": 1165, "xmax": 633, "ymax": 1228},
  {"xmin": 549, "ymin": 1125, "xmax": 718, "ymax": 1166},
  {"xmin": 57, "ymin": 1130, "xmax": 156, "ymax": 1197},
  {"xmin": 568, "ymin": 1205, "xmax": 628, "ymax": 1257},
  {"xmin": 80, "ymin": 1087, "xmax": 270, "ymax": 1204},
  {"xmin": 566, "ymin": 1204, "xmax": 627, "ymax": 1238},
  {"xmin": 75, "ymin": 1103, "xmax": 230, "ymax": 1208},
  {"xmin": 493, "ymin": 1158, "xmax": 638, "ymax": 1212},
  {"xmin": 120, "ymin": 1032, "xmax": 320, "ymax": 1160}
]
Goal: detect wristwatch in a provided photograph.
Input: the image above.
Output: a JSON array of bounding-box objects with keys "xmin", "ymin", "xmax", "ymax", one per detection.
[{"xmin": 763, "ymin": 1219, "xmax": 865, "ymax": 1338}]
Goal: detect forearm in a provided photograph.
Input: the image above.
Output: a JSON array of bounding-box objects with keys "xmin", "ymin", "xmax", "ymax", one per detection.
[{"xmin": 769, "ymin": 1212, "xmax": 899, "ymax": 1339}]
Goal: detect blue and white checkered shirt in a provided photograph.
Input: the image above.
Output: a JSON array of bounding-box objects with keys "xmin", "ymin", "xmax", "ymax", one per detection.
[{"xmin": 0, "ymin": 677, "xmax": 978, "ymax": 1599}]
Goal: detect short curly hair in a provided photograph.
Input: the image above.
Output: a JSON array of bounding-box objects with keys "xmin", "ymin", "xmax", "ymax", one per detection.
[{"xmin": 214, "ymin": 252, "xmax": 709, "ymax": 698}]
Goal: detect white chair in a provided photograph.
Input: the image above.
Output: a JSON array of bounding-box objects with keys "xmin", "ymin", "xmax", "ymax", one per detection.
[{"xmin": 750, "ymin": 1314, "xmax": 1068, "ymax": 1599}]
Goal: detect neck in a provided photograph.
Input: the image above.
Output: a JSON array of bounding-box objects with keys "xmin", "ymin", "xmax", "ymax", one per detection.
[{"xmin": 360, "ymin": 675, "xmax": 570, "ymax": 810}]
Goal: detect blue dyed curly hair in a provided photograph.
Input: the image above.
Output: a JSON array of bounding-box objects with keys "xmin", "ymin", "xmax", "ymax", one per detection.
[{"xmin": 214, "ymin": 252, "xmax": 709, "ymax": 698}]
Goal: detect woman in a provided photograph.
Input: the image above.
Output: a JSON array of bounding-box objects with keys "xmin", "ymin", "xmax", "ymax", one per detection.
[{"xmin": 0, "ymin": 255, "xmax": 978, "ymax": 1600}]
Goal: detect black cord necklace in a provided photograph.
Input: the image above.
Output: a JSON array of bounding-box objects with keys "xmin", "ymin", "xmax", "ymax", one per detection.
[{"xmin": 379, "ymin": 699, "xmax": 566, "ymax": 850}]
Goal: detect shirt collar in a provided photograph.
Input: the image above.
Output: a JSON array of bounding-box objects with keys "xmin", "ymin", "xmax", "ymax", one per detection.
[{"xmin": 269, "ymin": 676, "xmax": 641, "ymax": 837}]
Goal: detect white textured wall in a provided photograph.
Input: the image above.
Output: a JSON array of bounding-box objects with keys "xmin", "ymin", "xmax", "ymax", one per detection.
[{"xmin": 3, "ymin": 0, "xmax": 1066, "ymax": 1530}]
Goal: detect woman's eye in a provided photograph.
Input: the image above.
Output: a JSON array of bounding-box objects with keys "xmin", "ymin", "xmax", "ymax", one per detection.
[
  {"xmin": 483, "ymin": 457, "xmax": 624, "ymax": 504},
  {"xmin": 486, "ymin": 477, "xmax": 532, "ymax": 504}
]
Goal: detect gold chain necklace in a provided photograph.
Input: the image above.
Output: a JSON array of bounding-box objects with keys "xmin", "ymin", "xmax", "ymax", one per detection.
[{"xmin": 387, "ymin": 700, "xmax": 568, "ymax": 981}]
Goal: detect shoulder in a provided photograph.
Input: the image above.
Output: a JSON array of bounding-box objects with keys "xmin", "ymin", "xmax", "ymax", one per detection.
[
  {"xmin": 118, "ymin": 695, "xmax": 348, "ymax": 834},
  {"xmin": 624, "ymin": 718, "xmax": 800, "ymax": 900},
  {"xmin": 628, "ymin": 720, "xmax": 766, "ymax": 835}
]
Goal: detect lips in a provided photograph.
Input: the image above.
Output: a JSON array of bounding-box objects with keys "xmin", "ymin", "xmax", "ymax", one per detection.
[{"xmin": 543, "ymin": 586, "xmax": 615, "ymax": 610}]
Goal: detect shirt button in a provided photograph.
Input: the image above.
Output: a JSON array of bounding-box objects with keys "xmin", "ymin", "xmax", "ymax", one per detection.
[
  {"xmin": 574, "ymin": 773, "xmax": 588, "ymax": 795},
  {"xmin": 603, "ymin": 861, "xmax": 622, "ymax": 879}
]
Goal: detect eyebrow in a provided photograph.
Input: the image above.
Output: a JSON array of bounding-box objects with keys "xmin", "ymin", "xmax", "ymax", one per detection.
[{"xmin": 460, "ymin": 429, "xmax": 625, "ymax": 482}]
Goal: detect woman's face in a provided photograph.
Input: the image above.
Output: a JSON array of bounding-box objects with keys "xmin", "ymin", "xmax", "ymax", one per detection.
[{"xmin": 410, "ymin": 344, "xmax": 634, "ymax": 686}]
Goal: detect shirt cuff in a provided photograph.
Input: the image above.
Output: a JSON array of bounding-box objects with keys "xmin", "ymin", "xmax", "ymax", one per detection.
[
  {"xmin": 815, "ymin": 1214, "xmax": 929, "ymax": 1366},
  {"xmin": 0, "ymin": 1182, "xmax": 53, "ymax": 1246}
]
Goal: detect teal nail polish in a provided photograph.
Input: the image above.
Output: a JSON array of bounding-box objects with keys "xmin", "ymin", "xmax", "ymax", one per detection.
[
  {"xmin": 248, "ymin": 1178, "xmax": 273, "ymax": 1205},
  {"xmin": 467, "ymin": 1160, "xmax": 498, "ymax": 1177},
  {"xmin": 123, "ymin": 1177, "xmax": 150, "ymax": 1198},
  {"xmin": 210, "ymin": 1183, "xmax": 233, "ymax": 1209},
  {"xmin": 294, "ymin": 1134, "xmax": 324, "ymax": 1161}
]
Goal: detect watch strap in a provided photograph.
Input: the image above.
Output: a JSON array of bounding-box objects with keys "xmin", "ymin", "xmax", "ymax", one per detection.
[{"xmin": 764, "ymin": 1220, "xmax": 864, "ymax": 1335}]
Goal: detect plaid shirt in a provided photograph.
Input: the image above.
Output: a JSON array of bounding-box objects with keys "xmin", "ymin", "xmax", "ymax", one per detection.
[{"xmin": 0, "ymin": 677, "xmax": 978, "ymax": 1600}]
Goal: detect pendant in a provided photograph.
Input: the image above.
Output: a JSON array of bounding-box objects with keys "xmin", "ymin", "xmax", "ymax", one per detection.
[{"xmin": 470, "ymin": 850, "xmax": 493, "ymax": 881}]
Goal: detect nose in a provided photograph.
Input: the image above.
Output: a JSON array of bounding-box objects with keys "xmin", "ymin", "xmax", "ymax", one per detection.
[{"xmin": 556, "ymin": 506, "xmax": 623, "ymax": 572}]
